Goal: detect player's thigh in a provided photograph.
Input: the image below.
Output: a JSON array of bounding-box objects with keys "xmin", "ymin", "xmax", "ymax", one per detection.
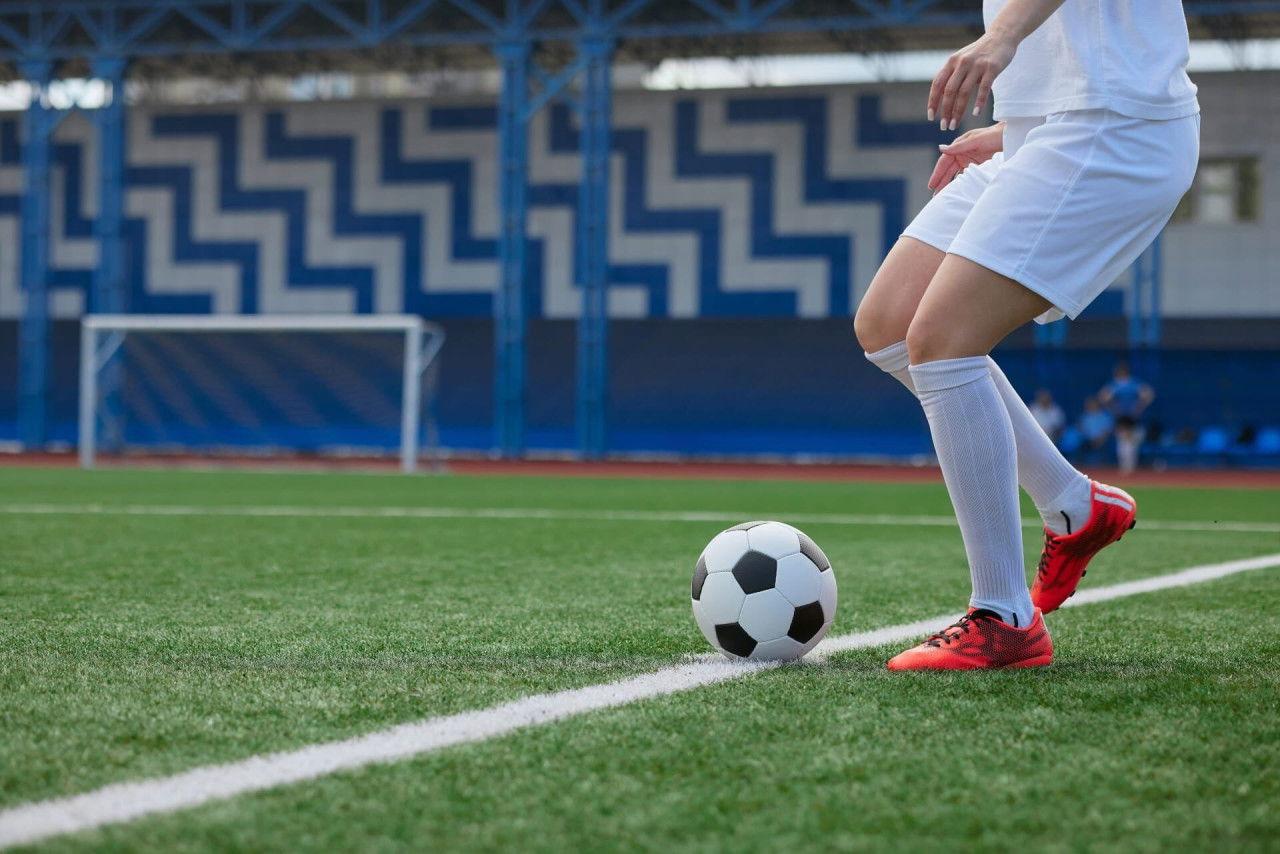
[
  {"xmin": 906, "ymin": 253, "xmax": 1052, "ymax": 363},
  {"xmin": 852, "ymin": 236, "xmax": 945, "ymax": 353},
  {"xmin": 854, "ymin": 154, "xmax": 1000, "ymax": 353}
]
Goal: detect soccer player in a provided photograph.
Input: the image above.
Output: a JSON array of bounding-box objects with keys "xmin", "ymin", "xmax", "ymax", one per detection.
[
  {"xmin": 853, "ymin": 0, "xmax": 1198, "ymax": 669},
  {"xmin": 1099, "ymin": 361, "xmax": 1156, "ymax": 474}
]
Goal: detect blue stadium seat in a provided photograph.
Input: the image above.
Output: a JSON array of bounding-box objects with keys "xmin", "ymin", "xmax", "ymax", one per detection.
[
  {"xmin": 1196, "ymin": 427, "xmax": 1231, "ymax": 454},
  {"xmin": 1256, "ymin": 427, "xmax": 1280, "ymax": 454},
  {"xmin": 1058, "ymin": 426, "xmax": 1084, "ymax": 455}
]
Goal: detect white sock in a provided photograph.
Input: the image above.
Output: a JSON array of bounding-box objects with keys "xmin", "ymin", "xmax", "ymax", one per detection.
[
  {"xmin": 865, "ymin": 340, "xmax": 916, "ymax": 393},
  {"xmin": 986, "ymin": 359, "xmax": 1092, "ymax": 535},
  {"xmin": 867, "ymin": 342, "xmax": 1092, "ymax": 535},
  {"xmin": 908, "ymin": 356, "xmax": 1034, "ymax": 628}
]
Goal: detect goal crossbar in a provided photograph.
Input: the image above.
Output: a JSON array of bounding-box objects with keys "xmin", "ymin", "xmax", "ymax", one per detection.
[{"xmin": 78, "ymin": 314, "xmax": 445, "ymax": 473}]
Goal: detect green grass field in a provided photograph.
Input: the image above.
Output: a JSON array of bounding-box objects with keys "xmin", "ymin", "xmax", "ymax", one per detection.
[{"xmin": 2, "ymin": 466, "xmax": 1279, "ymax": 852}]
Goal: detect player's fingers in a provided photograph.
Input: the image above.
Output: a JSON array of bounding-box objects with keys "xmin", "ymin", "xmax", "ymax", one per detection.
[
  {"xmin": 927, "ymin": 55, "xmax": 958, "ymax": 122},
  {"xmin": 940, "ymin": 129, "xmax": 979, "ymax": 153},
  {"xmin": 935, "ymin": 161, "xmax": 963, "ymax": 192},
  {"xmin": 944, "ymin": 64, "xmax": 979, "ymax": 130},
  {"xmin": 935, "ymin": 65, "xmax": 960, "ymax": 129},
  {"xmin": 971, "ymin": 70, "xmax": 996, "ymax": 117},
  {"xmin": 936, "ymin": 60, "xmax": 972, "ymax": 131},
  {"xmin": 927, "ymin": 154, "xmax": 956, "ymax": 191}
]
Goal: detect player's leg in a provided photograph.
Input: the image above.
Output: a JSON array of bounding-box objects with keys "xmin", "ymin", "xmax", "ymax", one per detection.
[
  {"xmin": 856, "ymin": 238, "xmax": 1092, "ymax": 535},
  {"xmin": 1115, "ymin": 421, "xmax": 1141, "ymax": 473},
  {"xmin": 885, "ymin": 255, "xmax": 1055, "ymax": 671},
  {"xmin": 907, "ymin": 254, "xmax": 1050, "ymax": 627}
]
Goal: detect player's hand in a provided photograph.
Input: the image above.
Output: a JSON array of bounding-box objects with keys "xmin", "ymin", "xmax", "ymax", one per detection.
[
  {"xmin": 927, "ymin": 123, "xmax": 1004, "ymax": 193},
  {"xmin": 928, "ymin": 32, "xmax": 1016, "ymax": 130}
]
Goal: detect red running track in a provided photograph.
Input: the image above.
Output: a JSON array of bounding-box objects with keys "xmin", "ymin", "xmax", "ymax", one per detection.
[{"xmin": 2, "ymin": 450, "xmax": 1278, "ymax": 489}]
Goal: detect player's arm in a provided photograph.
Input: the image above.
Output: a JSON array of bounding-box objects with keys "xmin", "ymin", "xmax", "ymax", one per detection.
[{"xmin": 929, "ymin": 0, "xmax": 1069, "ymax": 129}]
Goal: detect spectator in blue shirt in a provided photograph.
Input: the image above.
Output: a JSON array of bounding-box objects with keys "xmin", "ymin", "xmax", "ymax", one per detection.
[
  {"xmin": 1079, "ymin": 396, "xmax": 1114, "ymax": 459},
  {"xmin": 1098, "ymin": 361, "xmax": 1154, "ymax": 473}
]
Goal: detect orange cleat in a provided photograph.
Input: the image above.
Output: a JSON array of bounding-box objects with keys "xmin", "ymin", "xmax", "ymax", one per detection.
[
  {"xmin": 1031, "ymin": 481, "xmax": 1137, "ymax": 614},
  {"xmin": 886, "ymin": 608, "xmax": 1053, "ymax": 671}
]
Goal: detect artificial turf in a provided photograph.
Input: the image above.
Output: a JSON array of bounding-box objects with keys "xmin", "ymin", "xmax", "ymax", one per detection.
[{"xmin": 2, "ymin": 467, "xmax": 1278, "ymax": 851}]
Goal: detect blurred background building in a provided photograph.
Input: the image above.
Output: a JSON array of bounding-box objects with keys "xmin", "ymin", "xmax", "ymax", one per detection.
[{"xmin": 0, "ymin": 0, "xmax": 1276, "ymax": 468}]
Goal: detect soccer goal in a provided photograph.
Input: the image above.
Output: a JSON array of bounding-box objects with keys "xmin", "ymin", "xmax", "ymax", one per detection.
[{"xmin": 78, "ymin": 314, "xmax": 445, "ymax": 473}]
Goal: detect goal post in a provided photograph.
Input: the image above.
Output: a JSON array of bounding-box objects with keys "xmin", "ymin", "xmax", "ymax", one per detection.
[{"xmin": 78, "ymin": 314, "xmax": 445, "ymax": 473}]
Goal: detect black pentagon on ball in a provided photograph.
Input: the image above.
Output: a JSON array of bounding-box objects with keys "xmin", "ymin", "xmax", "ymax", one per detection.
[
  {"xmin": 715, "ymin": 623, "xmax": 757, "ymax": 657},
  {"xmin": 788, "ymin": 602, "xmax": 826, "ymax": 644},
  {"xmin": 691, "ymin": 555, "xmax": 708, "ymax": 601},
  {"xmin": 726, "ymin": 520, "xmax": 769, "ymax": 532},
  {"xmin": 795, "ymin": 530, "xmax": 831, "ymax": 571},
  {"xmin": 731, "ymin": 550, "xmax": 776, "ymax": 594}
]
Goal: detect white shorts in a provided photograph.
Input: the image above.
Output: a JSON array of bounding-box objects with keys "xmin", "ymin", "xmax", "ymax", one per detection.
[{"xmin": 903, "ymin": 109, "xmax": 1200, "ymax": 322}]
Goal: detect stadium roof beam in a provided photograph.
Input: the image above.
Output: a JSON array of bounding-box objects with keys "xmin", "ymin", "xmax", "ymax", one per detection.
[
  {"xmin": 0, "ymin": 1, "xmax": 1275, "ymax": 70},
  {"xmin": 12, "ymin": 0, "xmax": 1278, "ymax": 455}
]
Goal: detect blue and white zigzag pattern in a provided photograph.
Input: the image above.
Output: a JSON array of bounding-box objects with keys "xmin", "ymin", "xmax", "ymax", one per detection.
[{"xmin": 0, "ymin": 87, "xmax": 951, "ymax": 319}]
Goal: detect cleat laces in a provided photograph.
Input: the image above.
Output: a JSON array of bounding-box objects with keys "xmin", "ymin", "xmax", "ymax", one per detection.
[
  {"xmin": 923, "ymin": 611, "xmax": 999, "ymax": 647},
  {"xmin": 1036, "ymin": 530, "xmax": 1059, "ymax": 582}
]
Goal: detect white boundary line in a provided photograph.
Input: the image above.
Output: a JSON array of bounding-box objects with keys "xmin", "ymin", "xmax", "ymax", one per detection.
[
  {"xmin": 2, "ymin": 551, "xmax": 1279, "ymax": 849},
  {"xmin": 2, "ymin": 503, "xmax": 1278, "ymax": 534}
]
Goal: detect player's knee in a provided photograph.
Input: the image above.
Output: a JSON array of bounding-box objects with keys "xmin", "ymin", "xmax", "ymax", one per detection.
[
  {"xmin": 853, "ymin": 300, "xmax": 904, "ymax": 354},
  {"xmin": 904, "ymin": 314, "xmax": 950, "ymax": 365},
  {"xmin": 852, "ymin": 305, "xmax": 879, "ymax": 352}
]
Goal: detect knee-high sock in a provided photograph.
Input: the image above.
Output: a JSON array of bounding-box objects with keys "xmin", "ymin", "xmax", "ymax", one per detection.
[
  {"xmin": 908, "ymin": 356, "xmax": 1034, "ymax": 626},
  {"xmin": 986, "ymin": 359, "xmax": 1092, "ymax": 534},
  {"xmin": 866, "ymin": 341, "xmax": 1091, "ymax": 534}
]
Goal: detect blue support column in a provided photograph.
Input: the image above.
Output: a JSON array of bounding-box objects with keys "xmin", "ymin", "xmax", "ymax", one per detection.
[
  {"xmin": 1128, "ymin": 231, "xmax": 1163, "ymax": 381},
  {"xmin": 1146, "ymin": 231, "xmax": 1163, "ymax": 346},
  {"xmin": 495, "ymin": 37, "xmax": 530, "ymax": 458},
  {"xmin": 1128, "ymin": 246, "xmax": 1146, "ymax": 347},
  {"xmin": 91, "ymin": 56, "xmax": 128, "ymax": 452},
  {"xmin": 575, "ymin": 32, "xmax": 612, "ymax": 459},
  {"xmin": 91, "ymin": 57, "xmax": 127, "ymax": 315},
  {"xmin": 18, "ymin": 60, "xmax": 55, "ymax": 449},
  {"xmin": 1128, "ymin": 235, "xmax": 1164, "ymax": 348}
]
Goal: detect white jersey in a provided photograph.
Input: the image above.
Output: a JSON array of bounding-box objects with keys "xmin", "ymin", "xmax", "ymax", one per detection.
[{"xmin": 985, "ymin": 0, "xmax": 1199, "ymax": 120}]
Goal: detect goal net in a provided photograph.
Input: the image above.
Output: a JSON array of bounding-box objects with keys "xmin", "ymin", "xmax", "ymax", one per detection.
[{"xmin": 78, "ymin": 315, "xmax": 445, "ymax": 472}]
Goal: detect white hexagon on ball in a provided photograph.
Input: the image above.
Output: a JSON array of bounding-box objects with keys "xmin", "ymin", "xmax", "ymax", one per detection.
[
  {"xmin": 774, "ymin": 552, "xmax": 822, "ymax": 607},
  {"xmin": 745, "ymin": 521, "xmax": 801, "ymax": 559},
  {"xmin": 700, "ymin": 529, "xmax": 750, "ymax": 574},
  {"xmin": 737, "ymin": 589, "xmax": 794, "ymax": 643},
  {"xmin": 698, "ymin": 571, "xmax": 746, "ymax": 625},
  {"xmin": 690, "ymin": 600, "xmax": 718, "ymax": 649}
]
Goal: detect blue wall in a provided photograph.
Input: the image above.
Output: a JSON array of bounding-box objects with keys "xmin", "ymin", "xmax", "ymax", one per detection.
[{"xmin": 5, "ymin": 319, "xmax": 1277, "ymax": 465}]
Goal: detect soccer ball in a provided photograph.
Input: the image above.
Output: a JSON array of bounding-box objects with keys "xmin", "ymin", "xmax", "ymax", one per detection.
[{"xmin": 691, "ymin": 520, "xmax": 837, "ymax": 661}]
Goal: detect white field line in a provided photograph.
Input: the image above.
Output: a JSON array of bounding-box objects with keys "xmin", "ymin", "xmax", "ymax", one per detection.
[
  {"xmin": 2, "ymin": 552, "xmax": 1279, "ymax": 849},
  {"xmin": 2, "ymin": 502, "xmax": 1278, "ymax": 535}
]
